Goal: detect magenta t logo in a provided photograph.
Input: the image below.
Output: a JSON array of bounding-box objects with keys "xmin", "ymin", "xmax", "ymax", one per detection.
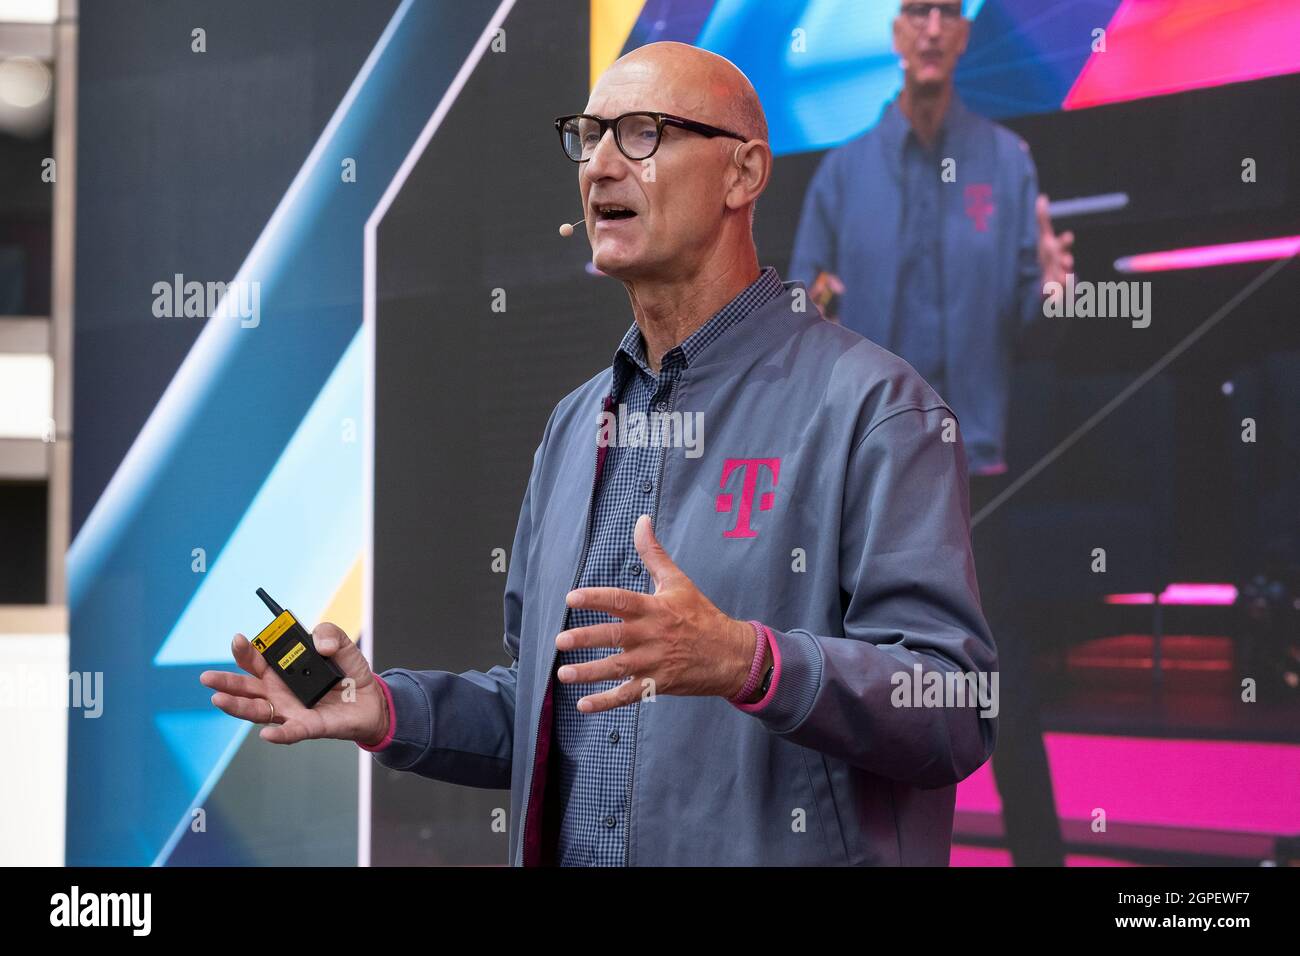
[
  {"xmin": 715, "ymin": 458, "xmax": 781, "ymax": 538},
  {"xmin": 964, "ymin": 183, "xmax": 994, "ymax": 232}
]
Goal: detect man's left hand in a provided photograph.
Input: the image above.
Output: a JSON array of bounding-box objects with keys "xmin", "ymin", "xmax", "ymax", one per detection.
[
  {"xmin": 1036, "ymin": 193, "xmax": 1075, "ymax": 293},
  {"xmin": 555, "ymin": 514, "xmax": 757, "ymax": 713}
]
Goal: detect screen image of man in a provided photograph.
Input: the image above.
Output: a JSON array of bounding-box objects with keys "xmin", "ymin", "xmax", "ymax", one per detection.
[
  {"xmin": 202, "ymin": 41, "xmax": 997, "ymax": 866},
  {"xmin": 789, "ymin": 1, "xmax": 1075, "ymax": 865}
]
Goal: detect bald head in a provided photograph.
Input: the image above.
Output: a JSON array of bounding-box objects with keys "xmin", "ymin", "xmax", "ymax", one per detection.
[
  {"xmin": 575, "ymin": 42, "xmax": 773, "ymax": 285},
  {"xmin": 610, "ymin": 42, "xmax": 768, "ymax": 144}
]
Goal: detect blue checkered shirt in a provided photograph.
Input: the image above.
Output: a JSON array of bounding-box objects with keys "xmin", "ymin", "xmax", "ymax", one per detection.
[{"xmin": 554, "ymin": 266, "xmax": 785, "ymax": 866}]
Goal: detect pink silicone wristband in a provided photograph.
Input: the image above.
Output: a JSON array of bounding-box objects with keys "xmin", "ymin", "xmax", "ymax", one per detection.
[
  {"xmin": 733, "ymin": 624, "xmax": 780, "ymax": 713},
  {"xmin": 728, "ymin": 620, "xmax": 768, "ymax": 704},
  {"xmin": 357, "ymin": 674, "xmax": 396, "ymax": 752}
]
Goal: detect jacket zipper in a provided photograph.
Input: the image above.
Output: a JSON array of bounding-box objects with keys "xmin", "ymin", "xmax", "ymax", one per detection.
[
  {"xmin": 623, "ymin": 374, "xmax": 681, "ymax": 866},
  {"xmin": 518, "ymin": 395, "xmax": 610, "ymax": 865}
]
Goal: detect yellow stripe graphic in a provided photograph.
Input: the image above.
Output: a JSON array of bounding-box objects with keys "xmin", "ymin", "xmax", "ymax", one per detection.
[{"xmin": 591, "ymin": 0, "xmax": 647, "ymax": 90}]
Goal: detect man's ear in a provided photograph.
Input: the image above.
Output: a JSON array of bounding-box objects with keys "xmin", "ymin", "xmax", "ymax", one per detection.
[
  {"xmin": 726, "ymin": 140, "xmax": 773, "ymax": 214},
  {"xmin": 892, "ymin": 15, "xmax": 907, "ymax": 70}
]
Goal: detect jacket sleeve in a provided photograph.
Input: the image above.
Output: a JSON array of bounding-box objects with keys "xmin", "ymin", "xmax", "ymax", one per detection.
[
  {"xmin": 361, "ymin": 440, "xmax": 540, "ymax": 790},
  {"xmin": 743, "ymin": 405, "xmax": 998, "ymax": 788},
  {"xmin": 788, "ymin": 149, "xmax": 841, "ymax": 287}
]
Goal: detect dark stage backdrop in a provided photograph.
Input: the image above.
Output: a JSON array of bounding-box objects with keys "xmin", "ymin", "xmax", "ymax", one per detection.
[
  {"xmin": 376, "ymin": 1, "xmax": 1300, "ymax": 864},
  {"xmin": 371, "ymin": 0, "xmax": 626, "ymax": 865},
  {"xmin": 70, "ymin": 0, "xmax": 1300, "ymax": 868}
]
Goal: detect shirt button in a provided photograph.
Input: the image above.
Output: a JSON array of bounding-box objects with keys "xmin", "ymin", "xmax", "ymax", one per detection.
[
  {"xmin": 608, "ymin": 730, "xmax": 620, "ymax": 744},
  {"xmin": 639, "ymin": 480, "xmax": 653, "ymax": 494},
  {"xmin": 630, "ymin": 562, "xmax": 644, "ymax": 576},
  {"xmin": 656, "ymin": 400, "xmax": 668, "ymax": 412},
  {"xmin": 604, "ymin": 815, "xmax": 618, "ymax": 828}
]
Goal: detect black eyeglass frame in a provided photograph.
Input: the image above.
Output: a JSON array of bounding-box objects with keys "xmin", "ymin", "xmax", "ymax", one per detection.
[
  {"xmin": 900, "ymin": 2, "xmax": 965, "ymax": 23},
  {"xmin": 554, "ymin": 111, "xmax": 749, "ymax": 163}
]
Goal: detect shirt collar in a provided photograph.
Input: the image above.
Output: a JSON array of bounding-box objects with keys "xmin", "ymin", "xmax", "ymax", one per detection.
[
  {"xmin": 880, "ymin": 92, "xmax": 971, "ymax": 174},
  {"xmin": 611, "ymin": 265, "xmax": 784, "ymax": 390}
]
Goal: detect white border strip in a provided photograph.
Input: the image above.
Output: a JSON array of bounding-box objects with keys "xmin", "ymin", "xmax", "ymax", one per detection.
[{"xmin": 358, "ymin": 0, "xmax": 518, "ymax": 869}]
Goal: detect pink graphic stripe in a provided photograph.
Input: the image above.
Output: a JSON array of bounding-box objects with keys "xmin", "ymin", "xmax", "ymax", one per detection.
[
  {"xmin": 1115, "ymin": 236, "xmax": 1300, "ymax": 274},
  {"xmin": 957, "ymin": 734, "xmax": 1300, "ymax": 834},
  {"xmin": 1065, "ymin": 0, "xmax": 1300, "ymax": 111},
  {"xmin": 1104, "ymin": 582, "xmax": 1238, "ymax": 605}
]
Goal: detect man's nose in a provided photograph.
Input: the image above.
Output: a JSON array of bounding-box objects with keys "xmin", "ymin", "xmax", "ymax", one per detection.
[
  {"xmin": 583, "ymin": 127, "xmax": 629, "ymax": 182},
  {"xmin": 925, "ymin": 8, "xmax": 943, "ymax": 37}
]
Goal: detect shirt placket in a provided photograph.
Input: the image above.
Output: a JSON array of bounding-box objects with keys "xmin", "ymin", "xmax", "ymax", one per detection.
[
  {"xmin": 616, "ymin": 353, "xmax": 683, "ymax": 865},
  {"xmin": 596, "ymin": 359, "xmax": 666, "ymax": 865},
  {"xmin": 553, "ymin": 269, "xmax": 782, "ymax": 866}
]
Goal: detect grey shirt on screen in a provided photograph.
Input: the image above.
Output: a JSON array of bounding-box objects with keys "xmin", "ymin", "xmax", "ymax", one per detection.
[{"xmin": 790, "ymin": 95, "xmax": 1061, "ymax": 474}]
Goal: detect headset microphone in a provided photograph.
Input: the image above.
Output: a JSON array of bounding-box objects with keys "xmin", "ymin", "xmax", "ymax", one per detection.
[{"xmin": 558, "ymin": 218, "xmax": 585, "ymax": 237}]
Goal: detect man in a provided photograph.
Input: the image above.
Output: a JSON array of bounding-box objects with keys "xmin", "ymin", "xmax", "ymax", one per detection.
[
  {"xmin": 790, "ymin": 0, "xmax": 1072, "ymax": 865},
  {"xmin": 202, "ymin": 41, "xmax": 996, "ymax": 866}
]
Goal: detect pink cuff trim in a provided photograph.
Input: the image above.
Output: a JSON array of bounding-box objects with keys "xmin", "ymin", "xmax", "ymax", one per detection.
[
  {"xmin": 357, "ymin": 674, "xmax": 396, "ymax": 752},
  {"xmin": 731, "ymin": 623, "xmax": 781, "ymax": 714}
]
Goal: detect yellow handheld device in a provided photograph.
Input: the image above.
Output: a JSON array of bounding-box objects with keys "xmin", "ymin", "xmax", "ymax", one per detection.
[{"xmin": 251, "ymin": 588, "xmax": 344, "ymax": 708}]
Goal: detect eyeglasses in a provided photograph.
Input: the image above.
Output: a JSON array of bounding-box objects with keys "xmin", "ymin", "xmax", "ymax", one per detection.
[
  {"xmin": 900, "ymin": 2, "xmax": 964, "ymax": 26},
  {"xmin": 554, "ymin": 111, "xmax": 748, "ymax": 163}
]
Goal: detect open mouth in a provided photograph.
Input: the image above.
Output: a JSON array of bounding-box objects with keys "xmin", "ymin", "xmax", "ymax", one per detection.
[{"xmin": 594, "ymin": 202, "xmax": 638, "ymax": 222}]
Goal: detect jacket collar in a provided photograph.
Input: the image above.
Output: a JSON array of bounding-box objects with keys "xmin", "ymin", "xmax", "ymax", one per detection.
[
  {"xmin": 680, "ymin": 276, "xmax": 821, "ymax": 374},
  {"xmin": 610, "ymin": 265, "xmax": 785, "ymax": 391}
]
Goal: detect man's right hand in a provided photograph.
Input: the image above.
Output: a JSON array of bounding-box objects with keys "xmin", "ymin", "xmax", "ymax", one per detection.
[
  {"xmin": 810, "ymin": 270, "xmax": 845, "ymax": 322},
  {"xmin": 200, "ymin": 622, "xmax": 389, "ymax": 746}
]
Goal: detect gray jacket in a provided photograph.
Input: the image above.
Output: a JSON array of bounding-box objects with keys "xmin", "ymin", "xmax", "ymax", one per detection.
[{"xmin": 365, "ymin": 280, "xmax": 998, "ymax": 865}]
